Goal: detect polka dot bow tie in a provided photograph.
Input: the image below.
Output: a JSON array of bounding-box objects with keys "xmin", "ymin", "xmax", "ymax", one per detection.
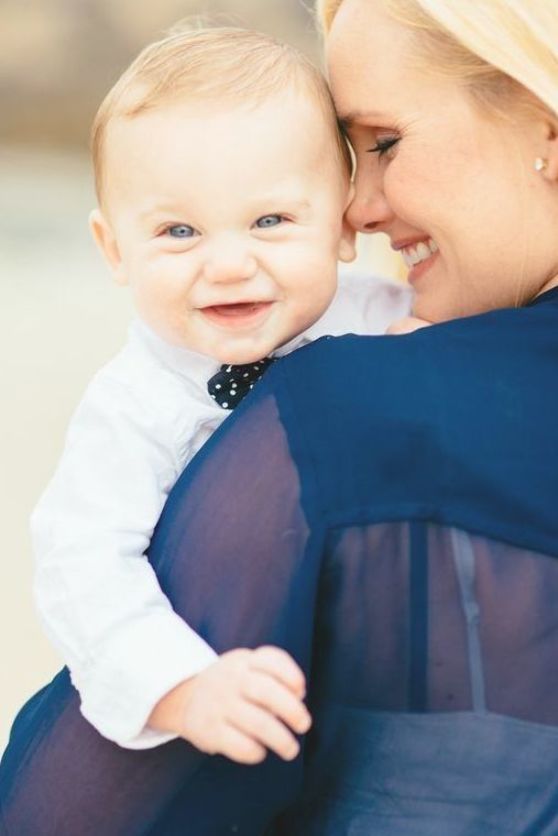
[{"xmin": 207, "ymin": 358, "xmax": 275, "ymax": 410}]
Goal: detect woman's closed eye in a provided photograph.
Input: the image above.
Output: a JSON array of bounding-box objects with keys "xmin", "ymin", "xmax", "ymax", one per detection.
[{"xmin": 368, "ymin": 136, "xmax": 400, "ymax": 158}]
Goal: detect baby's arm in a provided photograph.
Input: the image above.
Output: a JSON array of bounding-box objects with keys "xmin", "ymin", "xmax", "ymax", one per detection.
[
  {"xmin": 33, "ymin": 367, "xmax": 310, "ymax": 761},
  {"xmin": 32, "ymin": 371, "xmax": 218, "ymax": 749}
]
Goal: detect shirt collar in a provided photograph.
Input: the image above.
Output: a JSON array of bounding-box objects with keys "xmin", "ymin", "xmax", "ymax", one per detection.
[
  {"xmin": 129, "ymin": 319, "xmax": 221, "ymax": 383},
  {"xmin": 272, "ymin": 331, "xmax": 313, "ymax": 359}
]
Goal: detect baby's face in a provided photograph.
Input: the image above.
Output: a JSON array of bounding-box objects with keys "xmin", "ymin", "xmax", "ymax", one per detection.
[{"xmin": 91, "ymin": 90, "xmax": 354, "ymax": 364}]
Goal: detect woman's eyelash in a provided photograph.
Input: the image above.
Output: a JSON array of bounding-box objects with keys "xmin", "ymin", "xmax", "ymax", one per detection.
[{"xmin": 367, "ymin": 137, "xmax": 400, "ymax": 156}]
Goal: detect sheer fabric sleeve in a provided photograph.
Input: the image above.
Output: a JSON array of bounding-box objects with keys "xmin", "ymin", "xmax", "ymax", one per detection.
[{"xmin": 0, "ymin": 383, "xmax": 323, "ymax": 836}]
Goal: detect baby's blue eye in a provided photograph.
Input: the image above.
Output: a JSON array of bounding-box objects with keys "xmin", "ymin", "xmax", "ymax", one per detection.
[
  {"xmin": 167, "ymin": 224, "xmax": 195, "ymax": 238},
  {"xmin": 255, "ymin": 214, "xmax": 283, "ymax": 229}
]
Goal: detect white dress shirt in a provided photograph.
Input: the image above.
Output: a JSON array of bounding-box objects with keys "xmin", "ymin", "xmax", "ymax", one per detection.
[{"xmin": 32, "ymin": 273, "xmax": 412, "ymax": 748}]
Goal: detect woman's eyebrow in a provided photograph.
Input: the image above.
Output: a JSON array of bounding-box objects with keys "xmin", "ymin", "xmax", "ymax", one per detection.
[{"xmin": 338, "ymin": 109, "xmax": 385, "ymax": 130}]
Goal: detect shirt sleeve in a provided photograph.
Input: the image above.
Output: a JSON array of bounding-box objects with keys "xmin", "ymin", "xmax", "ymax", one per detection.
[
  {"xmin": 299, "ymin": 272, "xmax": 413, "ymax": 343},
  {"xmin": 351, "ymin": 273, "xmax": 413, "ymax": 334},
  {"xmin": 31, "ymin": 372, "xmax": 217, "ymax": 749}
]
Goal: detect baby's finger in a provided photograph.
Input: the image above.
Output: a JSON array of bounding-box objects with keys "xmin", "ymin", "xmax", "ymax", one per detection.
[
  {"xmin": 230, "ymin": 703, "xmax": 300, "ymax": 762},
  {"xmin": 218, "ymin": 725, "xmax": 267, "ymax": 765},
  {"xmin": 242, "ymin": 670, "xmax": 312, "ymax": 735},
  {"xmin": 250, "ymin": 645, "xmax": 306, "ymax": 696}
]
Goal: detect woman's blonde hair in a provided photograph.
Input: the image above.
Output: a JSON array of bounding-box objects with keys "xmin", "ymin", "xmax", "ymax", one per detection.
[{"xmin": 316, "ymin": 0, "xmax": 558, "ymax": 118}]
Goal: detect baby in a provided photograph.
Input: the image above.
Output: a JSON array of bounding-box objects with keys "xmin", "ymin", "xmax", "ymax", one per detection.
[{"xmin": 32, "ymin": 25, "xmax": 411, "ymax": 765}]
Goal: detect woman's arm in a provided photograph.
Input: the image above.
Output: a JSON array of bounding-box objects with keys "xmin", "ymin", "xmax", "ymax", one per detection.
[{"xmin": 1, "ymin": 381, "xmax": 322, "ymax": 836}]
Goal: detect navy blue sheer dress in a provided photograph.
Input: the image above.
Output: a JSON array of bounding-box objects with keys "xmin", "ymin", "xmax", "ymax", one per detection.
[{"xmin": 3, "ymin": 288, "xmax": 558, "ymax": 835}]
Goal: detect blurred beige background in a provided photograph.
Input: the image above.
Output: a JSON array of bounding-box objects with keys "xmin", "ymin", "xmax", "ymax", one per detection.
[{"xmin": 0, "ymin": 0, "xmax": 401, "ymax": 750}]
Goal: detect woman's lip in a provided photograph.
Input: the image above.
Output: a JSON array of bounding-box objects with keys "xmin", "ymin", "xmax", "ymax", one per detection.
[
  {"xmin": 392, "ymin": 236, "xmax": 432, "ymax": 251},
  {"xmin": 407, "ymin": 250, "xmax": 439, "ymax": 284},
  {"xmin": 200, "ymin": 301, "xmax": 274, "ymax": 328}
]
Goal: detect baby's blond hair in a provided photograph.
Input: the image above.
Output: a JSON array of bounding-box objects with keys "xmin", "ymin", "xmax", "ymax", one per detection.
[{"xmin": 92, "ymin": 23, "xmax": 349, "ymax": 204}]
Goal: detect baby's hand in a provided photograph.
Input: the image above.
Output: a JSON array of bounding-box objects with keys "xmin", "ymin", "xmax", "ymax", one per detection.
[
  {"xmin": 148, "ymin": 646, "xmax": 311, "ymax": 764},
  {"xmin": 386, "ymin": 316, "xmax": 432, "ymax": 335}
]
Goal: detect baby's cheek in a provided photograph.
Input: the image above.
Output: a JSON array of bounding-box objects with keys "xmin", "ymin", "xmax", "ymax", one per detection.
[{"xmin": 276, "ymin": 243, "xmax": 336, "ymax": 300}]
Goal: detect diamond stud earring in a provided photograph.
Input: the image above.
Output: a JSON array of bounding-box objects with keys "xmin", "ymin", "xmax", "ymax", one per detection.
[{"xmin": 534, "ymin": 157, "xmax": 548, "ymax": 172}]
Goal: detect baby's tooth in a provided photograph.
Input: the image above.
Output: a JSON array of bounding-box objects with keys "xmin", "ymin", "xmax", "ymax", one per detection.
[{"xmin": 428, "ymin": 239, "xmax": 439, "ymax": 254}]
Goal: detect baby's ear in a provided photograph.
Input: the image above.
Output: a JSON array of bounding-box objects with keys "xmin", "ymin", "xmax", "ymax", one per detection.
[
  {"xmin": 338, "ymin": 215, "xmax": 356, "ymax": 263},
  {"xmin": 89, "ymin": 209, "xmax": 128, "ymax": 286}
]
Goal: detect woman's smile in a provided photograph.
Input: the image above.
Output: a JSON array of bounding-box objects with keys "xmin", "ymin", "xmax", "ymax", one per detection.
[
  {"xmin": 393, "ymin": 236, "xmax": 439, "ymax": 284},
  {"xmin": 398, "ymin": 238, "xmax": 439, "ymax": 270}
]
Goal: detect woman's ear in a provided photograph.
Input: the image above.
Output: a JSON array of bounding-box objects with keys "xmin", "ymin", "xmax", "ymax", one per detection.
[{"xmin": 89, "ymin": 209, "xmax": 128, "ymax": 285}]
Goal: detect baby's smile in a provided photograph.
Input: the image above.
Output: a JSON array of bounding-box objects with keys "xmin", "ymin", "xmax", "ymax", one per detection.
[{"xmin": 199, "ymin": 301, "xmax": 275, "ymax": 330}]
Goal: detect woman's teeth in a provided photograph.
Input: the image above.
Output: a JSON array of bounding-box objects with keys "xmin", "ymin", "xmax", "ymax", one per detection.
[{"xmin": 402, "ymin": 238, "xmax": 438, "ymax": 268}]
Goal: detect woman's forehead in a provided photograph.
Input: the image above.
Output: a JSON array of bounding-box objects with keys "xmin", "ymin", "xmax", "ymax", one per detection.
[
  {"xmin": 325, "ymin": 0, "xmax": 417, "ymax": 117},
  {"xmin": 326, "ymin": 0, "xmax": 411, "ymax": 56}
]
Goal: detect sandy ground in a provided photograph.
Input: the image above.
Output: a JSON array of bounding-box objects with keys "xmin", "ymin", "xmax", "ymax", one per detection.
[{"xmin": 0, "ymin": 145, "xmax": 401, "ymax": 752}]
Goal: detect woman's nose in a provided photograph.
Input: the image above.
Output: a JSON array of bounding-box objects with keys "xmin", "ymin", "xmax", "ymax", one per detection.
[
  {"xmin": 345, "ymin": 170, "xmax": 394, "ymax": 234},
  {"xmin": 203, "ymin": 239, "xmax": 258, "ymax": 284}
]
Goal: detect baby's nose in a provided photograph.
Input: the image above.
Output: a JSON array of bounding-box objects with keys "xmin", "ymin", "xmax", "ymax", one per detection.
[{"xmin": 203, "ymin": 239, "xmax": 258, "ymax": 284}]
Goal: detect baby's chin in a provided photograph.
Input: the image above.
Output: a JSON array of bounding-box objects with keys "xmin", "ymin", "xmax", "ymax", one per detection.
[
  {"xmin": 212, "ymin": 347, "xmax": 277, "ymax": 366},
  {"xmin": 145, "ymin": 320, "xmax": 279, "ymax": 365},
  {"xmin": 213, "ymin": 330, "xmax": 308, "ymax": 366},
  {"xmin": 206, "ymin": 332, "xmax": 296, "ymax": 367}
]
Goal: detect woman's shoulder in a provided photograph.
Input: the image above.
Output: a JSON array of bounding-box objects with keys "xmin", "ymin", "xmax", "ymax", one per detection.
[
  {"xmin": 279, "ymin": 294, "xmax": 558, "ymax": 403},
  {"xmin": 267, "ymin": 297, "xmax": 558, "ymax": 547}
]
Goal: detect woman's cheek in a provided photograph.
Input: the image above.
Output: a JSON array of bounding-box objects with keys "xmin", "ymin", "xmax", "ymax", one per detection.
[{"xmin": 384, "ymin": 161, "xmax": 416, "ymax": 216}]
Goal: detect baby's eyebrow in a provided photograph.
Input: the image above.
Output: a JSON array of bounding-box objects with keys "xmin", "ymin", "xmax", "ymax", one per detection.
[
  {"xmin": 282, "ymin": 199, "xmax": 312, "ymax": 210},
  {"xmin": 255, "ymin": 197, "xmax": 312, "ymax": 212},
  {"xmin": 137, "ymin": 203, "xmax": 184, "ymax": 221}
]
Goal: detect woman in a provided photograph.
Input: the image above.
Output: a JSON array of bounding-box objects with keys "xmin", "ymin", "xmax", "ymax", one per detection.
[{"xmin": 2, "ymin": 1, "xmax": 558, "ymax": 833}]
